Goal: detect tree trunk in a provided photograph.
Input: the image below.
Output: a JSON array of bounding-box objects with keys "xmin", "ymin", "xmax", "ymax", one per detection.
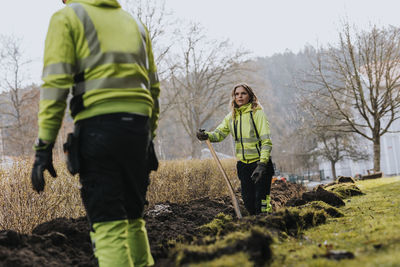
[
  {"xmin": 330, "ymin": 160, "xmax": 337, "ymax": 179},
  {"xmin": 373, "ymin": 136, "xmax": 381, "ymax": 172},
  {"xmin": 190, "ymin": 137, "xmax": 202, "ymax": 159}
]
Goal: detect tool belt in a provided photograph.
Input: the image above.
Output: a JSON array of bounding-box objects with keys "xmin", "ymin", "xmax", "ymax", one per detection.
[{"xmin": 63, "ymin": 126, "xmax": 80, "ymax": 175}]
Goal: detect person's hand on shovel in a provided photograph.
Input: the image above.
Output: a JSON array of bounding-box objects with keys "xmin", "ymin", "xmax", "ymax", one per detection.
[{"xmin": 196, "ymin": 129, "xmax": 209, "ymax": 141}]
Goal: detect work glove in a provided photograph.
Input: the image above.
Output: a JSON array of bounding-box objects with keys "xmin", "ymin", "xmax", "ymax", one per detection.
[
  {"xmin": 251, "ymin": 161, "xmax": 267, "ymax": 184},
  {"xmin": 196, "ymin": 129, "xmax": 208, "ymax": 141},
  {"xmin": 31, "ymin": 139, "xmax": 57, "ymax": 193}
]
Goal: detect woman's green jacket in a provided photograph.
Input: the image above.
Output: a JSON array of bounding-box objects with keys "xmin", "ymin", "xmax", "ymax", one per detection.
[{"xmin": 206, "ymin": 103, "xmax": 272, "ymax": 164}]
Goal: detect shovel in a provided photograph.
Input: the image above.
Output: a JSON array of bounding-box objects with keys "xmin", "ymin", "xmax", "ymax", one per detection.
[{"xmin": 205, "ymin": 140, "xmax": 242, "ymax": 219}]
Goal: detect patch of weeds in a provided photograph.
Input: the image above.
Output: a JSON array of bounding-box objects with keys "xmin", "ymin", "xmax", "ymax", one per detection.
[
  {"xmin": 307, "ymin": 201, "xmax": 344, "ymax": 218},
  {"xmin": 299, "ymin": 208, "xmax": 327, "ymax": 228},
  {"xmin": 266, "ymin": 209, "xmax": 302, "ymax": 236},
  {"xmin": 263, "ymin": 206, "xmax": 328, "ymax": 236},
  {"xmin": 189, "ymin": 252, "xmax": 253, "ymax": 267},
  {"xmin": 197, "ymin": 213, "xmax": 233, "ymax": 236}
]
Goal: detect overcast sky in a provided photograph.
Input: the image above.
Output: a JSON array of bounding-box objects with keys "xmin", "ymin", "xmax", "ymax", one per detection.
[{"xmin": 1, "ymin": 0, "xmax": 399, "ymax": 84}]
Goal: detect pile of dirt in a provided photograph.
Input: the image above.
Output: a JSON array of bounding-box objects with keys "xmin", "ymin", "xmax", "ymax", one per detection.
[
  {"xmin": 0, "ymin": 217, "xmax": 95, "ymax": 267},
  {"xmin": 270, "ymin": 180, "xmax": 306, "ymax": 210},
  {"xmin": 286, "ymin": 185, "xmax": 345, "ymax": 207},
  {"xmin": 324, "ymin": 183, "xmax": 364, "ymax": 199},
  {"xmin": 337, "ymin": 176, "xmax": 355, "ymax": 183},
  {"xmin": 0, "ymin": 181, "xmax": 305, "ymax": 267},
  {"xmin": 172, "ymin": 226, "xmax": 274, "ymax": 266},
  {"xmin": 361, "ymin": 172, "xmax": 383, "ymax": 180}
]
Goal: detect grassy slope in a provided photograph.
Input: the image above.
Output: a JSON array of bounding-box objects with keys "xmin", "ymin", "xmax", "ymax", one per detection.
[{"xmin": 271, "ymin": 177, "xmax": 400, "ymax": 267}]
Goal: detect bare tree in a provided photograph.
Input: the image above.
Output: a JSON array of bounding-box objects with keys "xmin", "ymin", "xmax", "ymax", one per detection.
[
  {"xmin": 299, "ymin": 104, "xmax": 369, "ymax": 179},
  {"xmin": 0, "ymin": 35, "xmax": 38, "ymax": 157},
  {"xmin": 303, "ymin": 24, "xmax": 400, "ymax": 171},
  {"xmin": 124, "ymin": 0, "xmax": 177, "ymax": 80},
  {"xmin": 166, "ymin": 23, "xmax": 249, "ymax": 158}
]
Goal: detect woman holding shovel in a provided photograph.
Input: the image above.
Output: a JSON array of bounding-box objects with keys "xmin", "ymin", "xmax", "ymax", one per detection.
[{"xmin": 196, "ymin": 83, "xmax": 274, "ymax": 215}]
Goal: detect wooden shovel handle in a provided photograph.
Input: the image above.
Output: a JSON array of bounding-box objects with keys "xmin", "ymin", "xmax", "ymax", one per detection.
[{"xmin": 205, "ymin": 140, "xmax": 242, "ymax": 219}]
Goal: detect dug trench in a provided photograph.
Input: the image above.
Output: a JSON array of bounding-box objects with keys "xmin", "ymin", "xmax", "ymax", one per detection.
[{"xmin": 0, "ymin": 180, "xmax": 362, "ymax": 266}]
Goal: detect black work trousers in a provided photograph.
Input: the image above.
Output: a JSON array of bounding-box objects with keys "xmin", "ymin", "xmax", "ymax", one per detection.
[
  {"xmin": 237, "ymin": 159, "xmax": 273, "ymax": 215},
  {"xmin": 77, "ymin": 113, "xmax": 150, "ymax": 224}
]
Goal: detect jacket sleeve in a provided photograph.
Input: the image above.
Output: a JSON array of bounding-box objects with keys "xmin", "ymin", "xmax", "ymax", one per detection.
[
  {"xmin": 254, "ymin": 109, "xmax": 272, "ymax": 163},
  {"xmin": 145, "ymin": 26, "xmax": 160, "ymax": 139},
  {"xmin": 38, "ymin": 10, "xmax": 75, "ymax": 142},
  {"xmin": 206, "ymin": 114, "xmax": 231, "ymax": 143}
]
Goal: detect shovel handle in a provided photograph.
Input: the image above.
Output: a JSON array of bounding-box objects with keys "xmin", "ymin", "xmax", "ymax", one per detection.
[{"xmin": 205, "ymin": 140, "xmax": 242, "ymax": 219}]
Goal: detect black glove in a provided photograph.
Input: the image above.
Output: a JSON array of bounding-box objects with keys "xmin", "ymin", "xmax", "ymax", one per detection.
[
  {"xmin": 196, "ymin": 129, "xmax": 208, "ymax": 141},
  {"xmin": 251, "ymin": 162, "xmax": 267, "ymax": 184},
  {"xmin": 31, "ymin": 139, "xmax": 57, "ymax": 193}
]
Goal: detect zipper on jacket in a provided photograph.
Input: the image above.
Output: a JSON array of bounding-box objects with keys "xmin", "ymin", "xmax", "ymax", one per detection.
[
  {"xmin": 233, "ymin": 119, "xmax": 238, "ymax": 141},
  {"xmin": 239, "ymin": 111, "xmax": 246, "ymax": 161}
]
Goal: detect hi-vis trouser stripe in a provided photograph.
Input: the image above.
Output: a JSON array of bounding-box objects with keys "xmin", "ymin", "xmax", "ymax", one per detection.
[
  {"xmin": 41, "ymin": 3, "xmax": 152, "ymax": 101},
  {"xmin": 261, "ymin": 195, "xmax": 271, "ymax": 213}
]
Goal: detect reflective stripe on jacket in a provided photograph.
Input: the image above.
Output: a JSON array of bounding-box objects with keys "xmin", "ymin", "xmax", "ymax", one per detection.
[
  {"xmin": 38, "ymin": 0, "xmax": 160, "ymax": 141},
  {"xmin": 206, "ymin": 103, "xmax": 272, "ymax": 164}
]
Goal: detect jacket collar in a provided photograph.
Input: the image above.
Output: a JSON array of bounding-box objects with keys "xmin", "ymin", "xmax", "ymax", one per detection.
[
  {"xmin": 65, "ymin": 0, "xmax": 121, "ymax": 7},
  {"xmin": 235, "ymin": 103, "xmax": 261, "ymax": 114}
]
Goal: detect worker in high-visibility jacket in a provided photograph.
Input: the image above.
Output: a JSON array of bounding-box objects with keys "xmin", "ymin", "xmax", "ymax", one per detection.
[
  {"xmin": 30, "ymin": 0, "xmax": 159, "ymax": 266},
  {"xmin": 196, "ymin": 83, "xmax": 274, "ymax": 215}
]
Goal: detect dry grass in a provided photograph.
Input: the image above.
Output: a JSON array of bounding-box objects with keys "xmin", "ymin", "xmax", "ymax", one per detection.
[
  {"xmin": 0, "ymin": 160, "xmax": 85, "ymax": 234},
  {"xmin": 148, "ymin": 158, "xmax": 239, "ymax": 205},
  {"xmin": 0, "ymin": 158, "xmax": 238, "ymax": 233}
]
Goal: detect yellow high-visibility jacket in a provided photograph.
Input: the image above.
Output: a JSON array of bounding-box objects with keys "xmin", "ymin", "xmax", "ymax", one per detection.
[
  {"xmin": 39, "ymin": 0, "xmax": 160, "ymax": 142},
  {"xmin": 206, "ymin": 103, "xmax": 272, "ymax": 164}
]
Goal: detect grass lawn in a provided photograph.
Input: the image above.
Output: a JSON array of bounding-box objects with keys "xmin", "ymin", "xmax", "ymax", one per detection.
[{"xmin": 271, "ymin": 177, "xmax": 400, "ymax": 267}]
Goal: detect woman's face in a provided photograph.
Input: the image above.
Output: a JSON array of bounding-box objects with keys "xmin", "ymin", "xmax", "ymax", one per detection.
[{"xmin": 234, "ymin": 86, "xmax": 250, "ymax": 107}]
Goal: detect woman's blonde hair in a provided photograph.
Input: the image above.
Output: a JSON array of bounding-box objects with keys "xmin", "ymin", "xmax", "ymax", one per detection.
[{"xmin": 230, "ymin": 83, "xmax": 260, "ymax": 119}]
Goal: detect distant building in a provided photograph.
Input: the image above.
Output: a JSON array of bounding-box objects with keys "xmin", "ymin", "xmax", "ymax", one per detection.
[{"xmin": 319, "ymin": 120, "xmax": 400, "ymax": 177}]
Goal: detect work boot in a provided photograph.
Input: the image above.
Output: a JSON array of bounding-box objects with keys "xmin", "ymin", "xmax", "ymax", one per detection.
[
  {"xmin": 90, "ymin": 219, "xmax": 133, "ymax": 267},
  {"xmin": 261, "ymin": 195, "xmax": 272, "ymax": 213},
  {"xmin": 127, "ymin": 218, "xmax": 154, "ymax": 267}
]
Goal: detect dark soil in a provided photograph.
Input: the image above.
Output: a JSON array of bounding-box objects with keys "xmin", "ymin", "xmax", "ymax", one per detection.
[
  {"xmin": 361, "ymin": 172, "xmax": 383, "ymax": 180},
  {"xmin": 0, "ymin": 181, "xmax": 305, "ymax": 267},
  {"xmin": 287, "ymin": 185, "xmax": 345, "ymax": 207},
  {"xmin": 337, "ymin": 176, "xmax": 355, "ymax": 183},
  {"xmin": 0, "ymin": 218, "xmax": 94, "ymax": 267}
]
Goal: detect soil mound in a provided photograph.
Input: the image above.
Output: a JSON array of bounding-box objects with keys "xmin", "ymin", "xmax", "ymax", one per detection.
[
  {"xmin": 173, "ymin": 227, "xmax": 273, "ymax": 266},
  {"xmin": 361, "ymin": 172, "xmax": 383, "ymax": 180},
  {"xmin": 0, "ymin": 217, "xmax": 95, "ymax": 267},
  {"xmin": 270, "ymin": 180, "xmax": 306, "ymax": 210},
  {"xmin": 288, "ymin": 185, "xmax": 345, "ymax": 207},
  {"xmin": 337, "ymin": 176, "xmax": 355, "ymax": 183},
  {"xmin": 325, "ymin": 183, "xmax": 364, "ymax": 199}
]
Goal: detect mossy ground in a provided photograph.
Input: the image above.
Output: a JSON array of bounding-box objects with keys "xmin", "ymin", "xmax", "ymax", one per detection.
[
  {"xmin": 325, "ymin": 183, "xmax": 364, "ymax": 199},
  {"xmin": 271, "ymin": 177, "xmax": 400, "ymax": 267}
]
